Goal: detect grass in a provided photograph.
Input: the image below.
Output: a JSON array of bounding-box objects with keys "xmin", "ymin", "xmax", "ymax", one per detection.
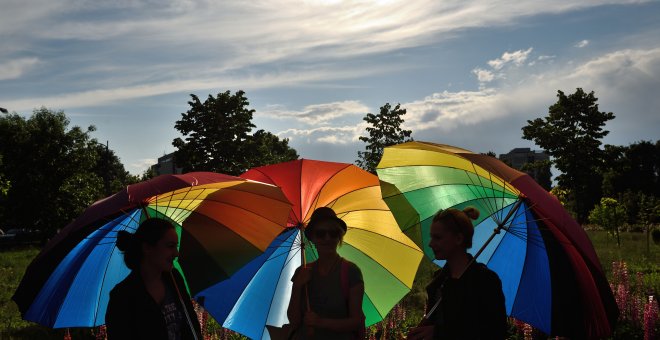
[
  {"xmin": 586, "ymin": 230, "xmax": 660, "ymax": 295},
  {"xmin": 1, "ymin": 231, "xmax": 659, "ymax": 339},
  {"xmin": 0, "ymin": 247, "xmax": 64, "ymax": 339}
]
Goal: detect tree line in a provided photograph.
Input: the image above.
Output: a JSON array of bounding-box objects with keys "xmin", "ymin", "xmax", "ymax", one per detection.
[{"xmin": 0, "ymin": 88, "xmax": 657, "ymax": 241}]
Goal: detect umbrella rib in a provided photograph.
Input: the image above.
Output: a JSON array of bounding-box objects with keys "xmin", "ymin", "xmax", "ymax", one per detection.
[
  {"xmin": 93, "ymin": 219, "xmax": 130, "ymax": 326},
  {"xmin": 342, "ymin": 235, "xmax": 421, "ymax": 291},
  {"xmin": 462, "ymin": 165, "xmax": 507, "ymax": 222},
  {"xmin": 304, "ymin": 163, "xmax": 354, "ymax": 220},
  {"xmin": 260, "ymin": 235, "xmax": 296, "ymax": 335},
  {"xmin": 346, "ymin": 226, "xmax": 427, "ymax": 253},
  {"xmin": 479, "ymin": 163, "xmax": 503, "ymax": 222},
  {"xmin": 85, "ymin": 208, "xmax": 141, "ymax": 242}
]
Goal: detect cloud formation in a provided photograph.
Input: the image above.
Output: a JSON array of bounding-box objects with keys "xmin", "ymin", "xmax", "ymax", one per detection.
[{"xmin": 262, "ymin": 101, "xmax": 369, "ymax": 125}]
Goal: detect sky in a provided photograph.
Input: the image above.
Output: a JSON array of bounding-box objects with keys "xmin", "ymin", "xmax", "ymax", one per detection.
[{"xmin": 1, "ymin": 0, "xmax": 659, "ymax": 175}]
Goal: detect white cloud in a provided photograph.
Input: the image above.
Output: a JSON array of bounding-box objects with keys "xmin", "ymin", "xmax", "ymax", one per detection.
[
  {"xmin": 472, "ymin": 68, "xmax": 495, "ymax": 83},
  {"xmin": 0, "ymin": 58, "xmax": 40, "ymax": 81},
  {"xmin": 403, "ymin": 47, "xmax": 660, "ymax": 144},
  {"xmin": 262, "ymin": 100, "xmax": 369, "ymax": 125},
  {"xmin": 487, "ymin": 48, "xmax": 533, "ymax": 70},
  {"xmin": 278, "ymin": 124, "xmax": 366, "ymax": 145},
  {"xmin": 129, "ymin": 158, "xmax": 157, "ymax": 174},
  {"xmin": 575, "ymin": 39, "xmax": 590, "ymax": 48}
]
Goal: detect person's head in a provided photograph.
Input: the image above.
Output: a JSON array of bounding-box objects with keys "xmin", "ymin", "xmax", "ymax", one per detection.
[
  {"xmin": 116, "ymin": 218, "xmax": 179, "ymax": 273},
  {"xmin": 428, "ymin": 207, "xmax": 479, "ymax": 260},
  {"xmin": 304, "ymin": 207, "xmax": 347, "ymax": 252}
]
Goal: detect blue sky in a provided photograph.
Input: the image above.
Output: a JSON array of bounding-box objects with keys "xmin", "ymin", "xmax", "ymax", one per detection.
[{"xmin": 2, "ymin": 0, "xmax": 659, "ymax": 175}]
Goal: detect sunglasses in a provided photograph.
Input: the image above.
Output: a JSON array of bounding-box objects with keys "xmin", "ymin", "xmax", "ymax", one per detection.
[{"xmin": 313, "ymin": 228, "xmax": 341, "ymax": 239}]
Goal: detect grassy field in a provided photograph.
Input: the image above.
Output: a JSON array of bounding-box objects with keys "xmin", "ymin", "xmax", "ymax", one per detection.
[
  {"xmin": 1, "ymin": 230, "xmax": 658, "ymax": 339},
  {"xmin": 586, "ymin": 230, "xmax": 660, "ymax": 295}
]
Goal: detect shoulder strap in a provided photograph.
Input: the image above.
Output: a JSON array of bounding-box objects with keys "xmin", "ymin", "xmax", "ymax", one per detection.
[{"xmin": 340, "ymin": 258, "xmax": 350, "ymax": 300}]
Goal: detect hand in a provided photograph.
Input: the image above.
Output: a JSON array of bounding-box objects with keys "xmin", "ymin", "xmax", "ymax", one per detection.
[
  {"xmin": 407, "ymin": 325, "xmax": 434, "ymax": 340},
  {"xmin": 303, "ymin": 310, "xmax": 321, "ymax": 327},
  {"xmin": 292, "ymin": 267, "xmax": 312, "ymax": 288}
]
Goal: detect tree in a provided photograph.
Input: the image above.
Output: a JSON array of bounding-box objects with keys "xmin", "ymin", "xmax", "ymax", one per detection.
[
  {"xmin": 172, "ymin": 90, "xmax": 298, "ymax": 175},
  {"xmin": 0, "ymin": 108, "xmax": 132, "ymax": 237},
  {"xmin": 356, "ymin": 103, "xmax": 412, "ymax": 173},
  {"xmin": 244, "ymin": 130, "xmax": 299, "ymax": 169},
  {"xmin": 589, "ymin": 197, "xmax": 626, "ymax": 247},
  {"xmin": 522, "ymin": 88, "xmax": 615, "ymax": 222},
  {"xmin": 0, "ymin": 154, "xmax": 9, "ymax": 197},
  {"xmin": 521, "ymin": 160, "xmax": 552, "ymax": 191},
  {"xmin": 601, "ymin": 140, "xmax": 659, "ymax": 198},
  {"xmin": 636, "ymin": 194, "xmax": 660, "ymax": 253}
]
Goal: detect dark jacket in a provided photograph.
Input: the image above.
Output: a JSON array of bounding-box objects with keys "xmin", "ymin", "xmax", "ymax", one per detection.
[
  {"xmin": 106, "ymin": 269, "xmax": 202, "ymax": 340},
  {"xmin": 426, "ymin": 260, "xmax": 507, "ymax": 340}
]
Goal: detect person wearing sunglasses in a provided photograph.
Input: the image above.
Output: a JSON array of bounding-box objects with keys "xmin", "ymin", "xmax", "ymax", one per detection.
[
  {"xmin": 286, "ymin": 207, "xmax": 365, "ymax": 340},
  {"xmin": 408, "ymin": 207, "xmax": 507, "ymax": 340}
]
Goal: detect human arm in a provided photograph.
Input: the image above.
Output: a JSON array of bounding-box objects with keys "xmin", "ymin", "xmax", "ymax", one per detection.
[{"xmin": 287, "ymin": 266, "xmax": 311, "ymax": 328}]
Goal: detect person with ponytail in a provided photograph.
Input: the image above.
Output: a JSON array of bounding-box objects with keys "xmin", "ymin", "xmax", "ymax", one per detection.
[
  {"xmin": 106, "ymin": 218, "xmax": 201, "ymax": 340},
  {"xmin": 408, "ymin": 207, "xmax": 507, "ymax": 340}
]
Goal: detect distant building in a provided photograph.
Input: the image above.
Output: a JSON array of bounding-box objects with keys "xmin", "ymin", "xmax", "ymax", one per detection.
[
  {"xmin": 498, "ymin": 148, "xmax": 549, "ymax": 169},
  {"xmin": 151, "ymin": 152, "xmax": 183, "ymax": 175},
  {"xmin": 499, "ymin": 148, "xmax": 551, "ymax": 189}
]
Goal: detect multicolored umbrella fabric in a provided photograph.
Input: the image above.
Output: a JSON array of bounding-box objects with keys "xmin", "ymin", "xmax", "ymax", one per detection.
[
  {"xmin": 12, "ymin": 172, "xmax": 292, "ymax": 328},
  {"xmin": 195, "ymin": 159, "xmax": 423, "ymax": 340},
  {"xmin": 376, "ymin": 141, "xmax": 618, "ymax": 339}
]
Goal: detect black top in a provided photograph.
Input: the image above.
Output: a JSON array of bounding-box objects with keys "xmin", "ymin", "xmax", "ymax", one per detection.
[
  {"xmin": 426, "ymin": 259, "xmax": 507, "ymax": 340},
  {"xmin": 106, "ymin": 269, "xmax": 202, "ymax": 340}
]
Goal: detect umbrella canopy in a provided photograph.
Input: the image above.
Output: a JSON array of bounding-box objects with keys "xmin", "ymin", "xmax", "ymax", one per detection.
[
  {"xmin": 195, "ymin": 159, "xmax": 423, "ymax": 339},
  {"xmin": 12, "ymin": 172, "xmax": 292, "ymax": 328},
  {"xmin": 376, "ymin": 141, "xmax": 618, "ymax": 339}
]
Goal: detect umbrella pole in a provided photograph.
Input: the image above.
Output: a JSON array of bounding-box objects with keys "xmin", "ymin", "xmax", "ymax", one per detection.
[
  {"xmin": 170, "ymin": 271, "xmax": 200, "ymax": 340},
  {"xmin": 300, "ymin": 225, "xmax": 311, "ymax": 312},
  {"xmin": 423, "ymin": 197, "xmax": 525, "ymax": 322}
]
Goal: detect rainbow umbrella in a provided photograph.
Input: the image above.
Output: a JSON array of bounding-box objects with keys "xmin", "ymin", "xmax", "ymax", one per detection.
[
  {"xmin": 13, "ymin": 172, "xmax": 292, "ymax": 328},
  {"xmin": 376, "ymin": 141, "xmax": 618, "ymax": 339},
  {"xmin": 195, "ymin": 159, "xmax": 423, "ymax": 339}
]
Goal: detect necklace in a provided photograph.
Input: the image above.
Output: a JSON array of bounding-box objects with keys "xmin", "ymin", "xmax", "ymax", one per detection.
[{"xmin": 318, "ymin": 255, "xmax": 341, "ymax": 276}]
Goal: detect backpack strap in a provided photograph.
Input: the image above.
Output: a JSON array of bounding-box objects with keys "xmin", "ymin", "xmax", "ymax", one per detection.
[{"xmin": 340, "ymin": 258, "xmax": 350, "ymax": 300}]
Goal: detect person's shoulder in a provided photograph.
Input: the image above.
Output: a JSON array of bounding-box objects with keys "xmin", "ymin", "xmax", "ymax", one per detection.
[
  {"xmin": 110, "ymin": 271, "xmax": 139, "ymax": 296},
  {"xmin": 341, "ymin": 258, "xmax": 361, "ymax": 273},
  {"xmin": 473, "ymin": 263, "xmax": 502, "ymax": 283}
]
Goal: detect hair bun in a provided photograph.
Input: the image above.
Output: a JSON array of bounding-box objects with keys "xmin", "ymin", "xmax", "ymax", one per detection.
[
  {"xmin": 462, "ymin": 206, "xmax": 480, "ymax": 220},
  {"xmin": 116, "ymin": 230, "xmax": 135, "ymax": 251}
]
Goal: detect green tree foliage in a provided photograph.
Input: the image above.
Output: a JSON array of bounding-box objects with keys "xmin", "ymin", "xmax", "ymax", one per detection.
[
  {"xmin": 173, "ymin": 90, "xmax": 298, "ymax": 175},
  {"xmin": 0, "ymin": 154, "xmax": 9, "ymax": 197},
  {"xmin": 602, "ymin": 140, "xmax": 659, "ymax": 197},
  {"xmin": 0, "ymin": 108, "xmax": 132, "ymax": 237},
  {"xmin": 522, "ymin": 88, "xmax": 615, "ymax": 222},
  {"xmin": 601, "ymin": 140, "xmax": 659, "ymax": 226},
  {"xmin": 521, "ymin": 160, "xmax": 552, "ymax": 191},
  {"xmin": 589, "ymin": 197, "xmax": 626, "ymax": 247},
  {"xmin": 356, "ymin": 103, "xmax": 412, "ymax": 173}
]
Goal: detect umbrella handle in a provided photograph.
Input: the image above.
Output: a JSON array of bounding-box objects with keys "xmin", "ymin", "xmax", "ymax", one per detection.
[
  {"xmin": 170, "ymin": 271, "xmax": 200, "ymax": 340},
  {"xmin": 300, "ymin": 229, "xmax": 314, "ymax": 337}
]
